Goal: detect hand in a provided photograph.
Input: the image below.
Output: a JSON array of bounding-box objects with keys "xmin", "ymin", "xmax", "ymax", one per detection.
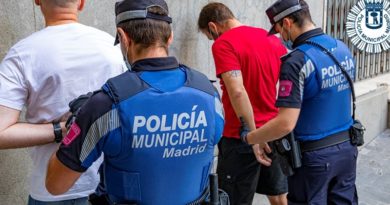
[
  {"xmin": 61, "ymin": 111, "xmax": 75, "ymax": 130},
  {"xmin": 65, "ymin": 92, "xmax": 94, "ymax": 129},
  {"xmin": 252, "ymin": 142, "xmax": 273, "ymax": 166},
  {"xmin": 239, "ymin": 117, "xmax": 250, "ymax": 144},
  {"xmin": 68, "ymin": 92, "xmax": 93, "ymax": 113},
  {"xmin": 60, "ymin": 122, "xmax": 67, "ymax": 138}
]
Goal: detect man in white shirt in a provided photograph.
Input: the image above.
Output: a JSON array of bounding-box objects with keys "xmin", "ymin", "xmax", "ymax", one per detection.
[{"xmin": 0, "ymin": 0, "xmax": 124, "ymax": 204}]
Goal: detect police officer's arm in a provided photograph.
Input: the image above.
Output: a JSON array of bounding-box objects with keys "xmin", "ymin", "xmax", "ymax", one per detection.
[
  {"xmin": 246, "ymin": 51, "xmax": 309, "ymax": 163},
  {"xmin": 245, "ymin": 50, "xmax": 304, "ymax": 143},
  {"xmin": 46, "ymin": 92, "xmax": 111, "ymax": 195},
  {"xmin": 46, "ymin": 153, "xmax": 82, "ymax": 195},
  {"xmin": 246, "ymin": 108, "xmax": 300, "ymax": 144}
]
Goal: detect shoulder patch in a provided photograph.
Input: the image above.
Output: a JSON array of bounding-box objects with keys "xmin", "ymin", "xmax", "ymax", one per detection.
[
  {"xmin": 278, "ymin": 80, "xmax": 293, "ymax": 97},
  {"xmin": 63, "ymin": 123, "xmax": 81, "ymax": 146}
]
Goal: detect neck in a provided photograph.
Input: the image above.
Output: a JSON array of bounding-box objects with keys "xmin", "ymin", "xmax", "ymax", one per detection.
[
  {"xmin": 291, "ymin": 23, "xmax": 316, "ymax": 42},
  {"xmin": 219, "ymin": 19, "xmax": 242, "ymax": 34},
  {"xmin": 43, "ymin": 8, "xmax": 79, "ymax": 26},
  {"xmin": 130, "ymin": 46, "xmax": 169, "ymax": 63}
]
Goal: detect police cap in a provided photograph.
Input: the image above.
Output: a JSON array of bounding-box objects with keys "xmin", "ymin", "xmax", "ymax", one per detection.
[
  {"xmin": 266, "ymin": 0, "xmax": 306, "ymax": 35},
  {"xmin": 114, "ymin": 0, "xmax": 172, "ymax": 45}
]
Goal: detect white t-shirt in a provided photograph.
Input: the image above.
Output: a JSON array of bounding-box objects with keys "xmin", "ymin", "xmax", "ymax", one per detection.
[{"xmin": 0, "ymin": 23, "xmax": 125, "ymax": 202}]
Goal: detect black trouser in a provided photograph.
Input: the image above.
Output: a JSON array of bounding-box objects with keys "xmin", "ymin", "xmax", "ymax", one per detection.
[{"xmin": 217, "ymin": 137, "xmax": 288, "ymax": 205}]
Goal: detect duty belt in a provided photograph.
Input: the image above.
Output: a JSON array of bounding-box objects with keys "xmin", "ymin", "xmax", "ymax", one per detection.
[{"xmin": 300, "ymin": 130, "xmax": 350, "ymax": 152}]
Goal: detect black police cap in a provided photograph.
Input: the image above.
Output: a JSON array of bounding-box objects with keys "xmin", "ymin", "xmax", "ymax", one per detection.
[
  {"xmin": 266, "ymin": 0, "xmax": 306, "ymax": 35},
  {"xmin": 114, "ymin": 0, "xmax": 172, "ymax": 45}
]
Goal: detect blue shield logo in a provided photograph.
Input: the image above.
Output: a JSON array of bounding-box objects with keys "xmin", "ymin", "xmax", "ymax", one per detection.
[{"xmin": 365, "ymin": 0, "xmax": 384, "ymax": 29}]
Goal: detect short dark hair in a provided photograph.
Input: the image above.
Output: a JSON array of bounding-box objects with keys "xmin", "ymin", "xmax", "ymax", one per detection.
[
  {"xmin": 198, "ymin": 2, "xmax": 235, "ymax": 30},
  {"xmin": 279, "ymin": 0, "xmax": 313, "ymax": 28},
  {"xmin": 44, "ymin": 0, "xmax": 78, "ymax": 7},
  {"xmin": 118, "ymin": 6, "xmax": 172, "ymax": 53}
]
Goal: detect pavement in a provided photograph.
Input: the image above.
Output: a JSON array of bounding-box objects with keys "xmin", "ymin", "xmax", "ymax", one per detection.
[{"xmin": 252, "ymin": 129, "xmax": 390, "ymax": 205}]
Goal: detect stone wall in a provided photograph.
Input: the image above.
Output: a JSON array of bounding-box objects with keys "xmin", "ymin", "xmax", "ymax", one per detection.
[
  {"xmin": 0, "ymin": 0, "xmax": 324, "ymax": 203},
  {"xmin": 0, "ymin": 0, "xmax": 325, "ymax": 76}
]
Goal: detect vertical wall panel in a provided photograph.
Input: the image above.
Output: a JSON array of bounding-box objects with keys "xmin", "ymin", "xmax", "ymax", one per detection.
[{"xmin": 325, "ymin": 0, "xmax": 390, "ymax": 80}]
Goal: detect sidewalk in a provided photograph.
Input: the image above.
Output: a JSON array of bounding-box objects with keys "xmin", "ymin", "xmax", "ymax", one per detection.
[
  {"xmin": 253, "ymin": 130, "xmax": 390, "ymax": 205},
  {"xmin": 357, "ymin": 129, "xmax": 390, "ymax": 205}
]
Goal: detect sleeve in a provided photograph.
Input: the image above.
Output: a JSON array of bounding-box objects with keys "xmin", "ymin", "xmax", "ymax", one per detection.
[
  {"xmin": 56, "ymin": 91, "xmax": 114, "ymax": 172},
  {"xmin": 212, "ymin": 40, "xmax": 241, "ymax": 77},
  {"xmin": 0, "ymin": 48, "xmax": 28, "ymax": 110},
  {"xmin": 213, "ymin": 91, "xmax": 224, "ymax": 145},
  {"xmin": 275, "ymin": 51, "xmax": 307, "ymax": 108}
]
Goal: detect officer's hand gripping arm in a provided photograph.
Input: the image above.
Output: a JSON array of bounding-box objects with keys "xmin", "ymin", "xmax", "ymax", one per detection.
[{"xmin": 65, "ymin": 92, "xmax": 94, "ymax": 129}]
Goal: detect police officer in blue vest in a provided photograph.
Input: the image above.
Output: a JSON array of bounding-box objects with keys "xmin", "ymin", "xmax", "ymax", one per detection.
[
  {"xmin": 240, "ymin": 0, "xmax": 358, "ymax": 204},
  {"xmin": 45, "ymin": 0, "xmax": 224, "ymax": 204}
]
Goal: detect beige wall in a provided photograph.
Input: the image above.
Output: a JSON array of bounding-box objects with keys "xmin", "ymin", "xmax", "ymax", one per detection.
[{"xmin": 0, "ymin": 0, "xmax": 325, "ymax": 203}]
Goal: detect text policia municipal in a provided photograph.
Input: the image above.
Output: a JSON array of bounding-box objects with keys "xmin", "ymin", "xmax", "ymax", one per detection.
[{"xmin": 131, "ymin": 105, "xmax": 209, "ymax": 159}]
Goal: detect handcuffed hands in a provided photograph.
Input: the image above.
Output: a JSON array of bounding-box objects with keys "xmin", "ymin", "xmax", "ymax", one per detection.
[
  {"xmin": 239, "ymin": 117, "xmax": 250, "ymax": 144},
  {"xmin": 239, "ymin": 117, "xmax": 273, "ymax": 166}
]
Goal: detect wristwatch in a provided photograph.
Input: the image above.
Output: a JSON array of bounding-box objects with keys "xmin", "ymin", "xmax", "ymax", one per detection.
[{"xmin": 53, "ymin": 122, "xmax": 63, "ymax": 143}]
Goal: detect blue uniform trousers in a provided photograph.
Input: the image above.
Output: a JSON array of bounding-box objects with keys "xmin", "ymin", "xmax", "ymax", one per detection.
[{"xmin": 287, "ymin": 141, "xmax": 358, "ymax": 205}]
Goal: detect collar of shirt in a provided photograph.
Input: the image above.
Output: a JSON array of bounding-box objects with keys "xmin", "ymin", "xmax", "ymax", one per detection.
[
  {"xmin": 132, "ymin": 57, "xmax": 179, "ymax": 72},
  {"xmin": 292, "ymin": 28, "xmax": 324, "ymax": 49}
]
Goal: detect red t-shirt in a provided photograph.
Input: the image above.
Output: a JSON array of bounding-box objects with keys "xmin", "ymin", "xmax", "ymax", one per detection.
[{"xmin": 212, "ymin": 26, "xmax": 286, "ymax": 139}]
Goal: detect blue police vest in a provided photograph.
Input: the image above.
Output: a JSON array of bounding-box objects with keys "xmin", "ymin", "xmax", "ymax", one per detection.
[
  {"xmin": 294, "ymin": 34, "xmax": 354, "ymax": 141},
  {"xmin": 100, "ymin": 66, "xmax": 220, "ymax": 204}
]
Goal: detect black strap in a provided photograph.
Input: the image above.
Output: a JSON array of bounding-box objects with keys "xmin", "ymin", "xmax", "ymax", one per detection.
[
  {"xmin": 304, "ymin": 41, "xmax": 356, "ymax": 120},
  {"xmin": 300, "ymin": 130, "xmax": 350, "ymax": 152},
  {"xmin": 103, "ymin": 71, "xmax": 148, "ymax": 104}
]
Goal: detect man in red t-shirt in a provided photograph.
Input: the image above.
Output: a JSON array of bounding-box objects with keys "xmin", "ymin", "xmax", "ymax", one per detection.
[{"xmin": 198, "ymin": 3, "xmax": 288, "ymax": 205}]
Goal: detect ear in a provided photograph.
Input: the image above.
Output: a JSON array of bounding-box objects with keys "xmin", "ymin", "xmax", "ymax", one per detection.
[
  {"xmin": 282, "ymin": 18, "xmax": 293, "ymax": 28},
  {"xmin": 117, "ymin": 28, "xmax": 130, "ymax": 47},
  {"xmin": 207, "ymin": 22, "xmax": 217, "ymax": 31},
  {"xmin": 167, "ymin": 31, "xmax": 174, "ymax": 47},
  {"xmin": 78, "ymin": 0, "xmax": 85, "ymax": 11},
  {"xmin": 34, "ymin": 0, "xmax": 40, "ymax": 6}
]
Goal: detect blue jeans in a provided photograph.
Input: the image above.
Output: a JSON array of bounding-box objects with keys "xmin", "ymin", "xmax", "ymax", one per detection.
[{"xmin": 27, "ymin": 196, "xmax": 88, "ymax": 205}]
